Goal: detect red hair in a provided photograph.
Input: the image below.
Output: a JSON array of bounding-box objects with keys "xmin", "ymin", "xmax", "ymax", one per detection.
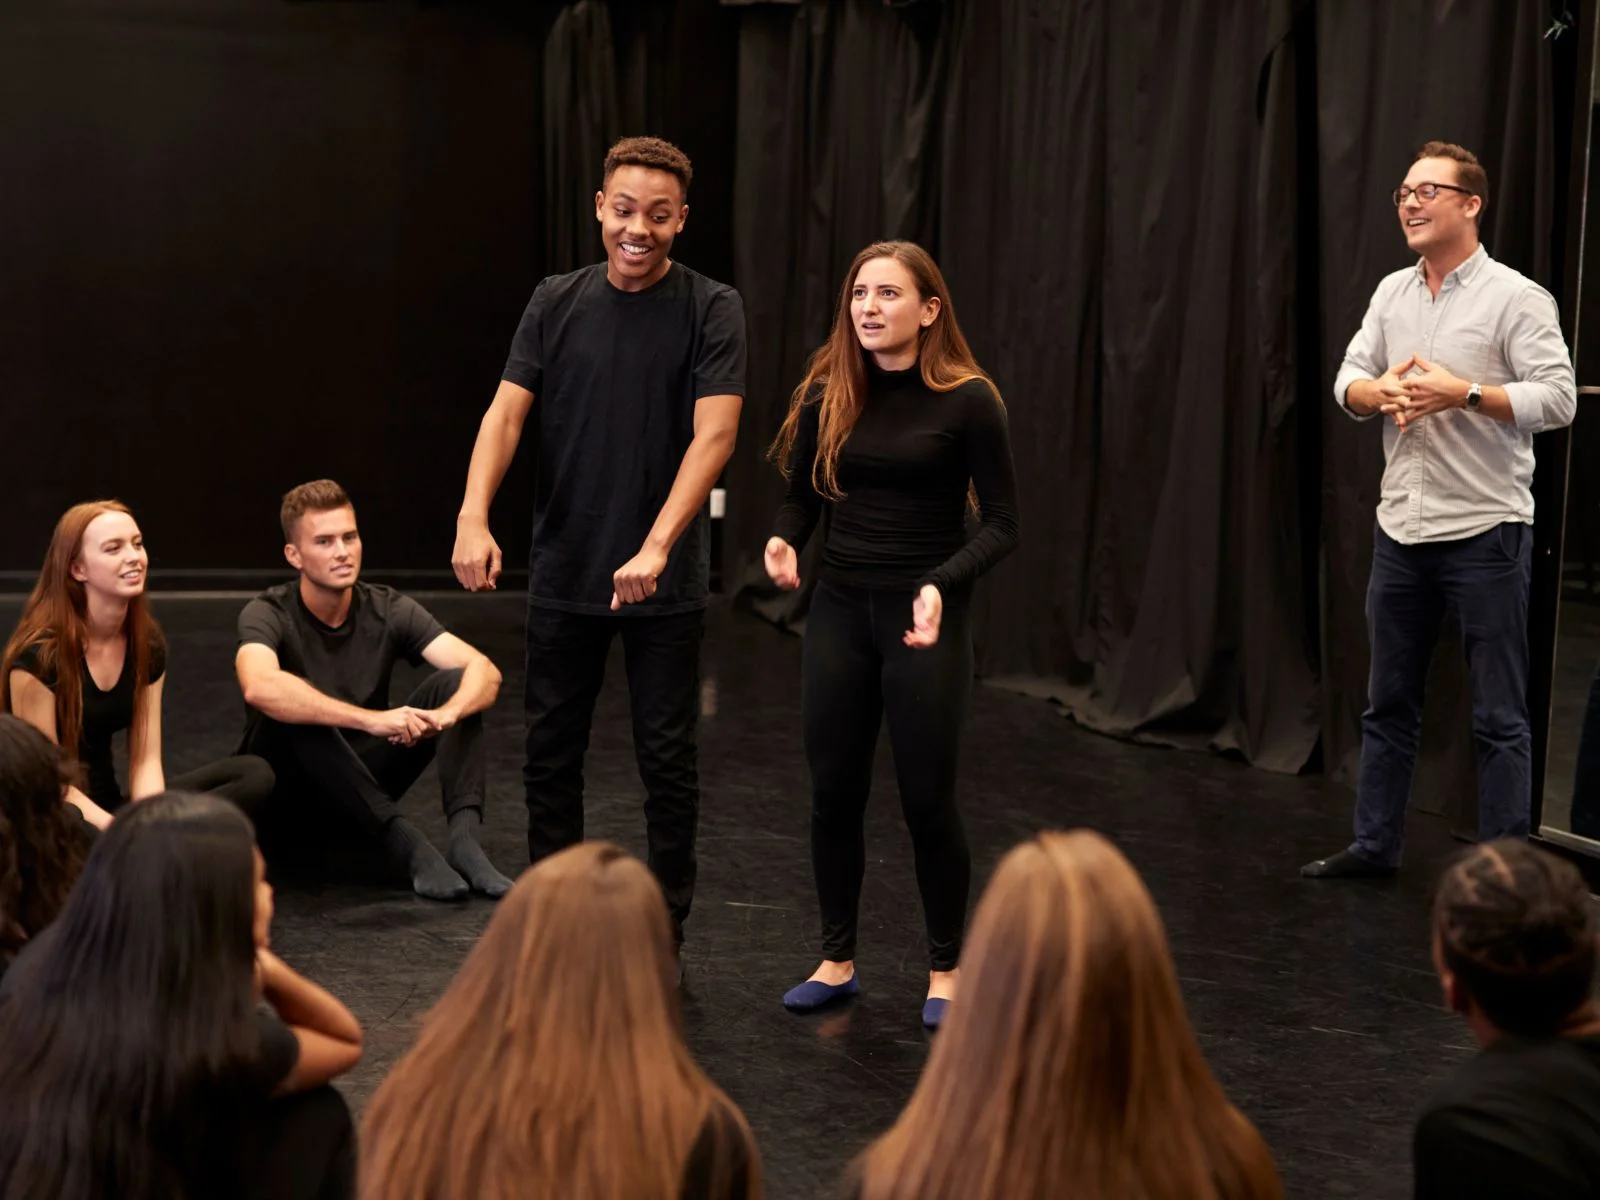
[{"xmin": 0, "ymin": 502, "xmax": 164, "ymax": 761}]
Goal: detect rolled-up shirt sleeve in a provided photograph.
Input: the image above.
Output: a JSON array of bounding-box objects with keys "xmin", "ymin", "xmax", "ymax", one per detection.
[
  {"xmin": 1500, "ymin": 284, "xmax": 1576, "ymax": 434},
  {"xmin": 1333, "ymin": 285, "xmax": 1391, "ymax": 421}
]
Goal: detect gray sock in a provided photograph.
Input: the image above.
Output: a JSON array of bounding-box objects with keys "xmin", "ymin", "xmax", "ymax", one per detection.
[
  {"xmin": 382, "ymin": 818, "xmax": 468, "ymax": 901},
  {"xmin": 446, "ymin": 808, "xmax": 514, "ymax": 898}
]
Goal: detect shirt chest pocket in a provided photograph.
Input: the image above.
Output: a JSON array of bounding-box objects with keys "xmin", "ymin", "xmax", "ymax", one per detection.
[{"xmin": 1440, "ymin": 336, "xmax": 1495, "ymax": 385}]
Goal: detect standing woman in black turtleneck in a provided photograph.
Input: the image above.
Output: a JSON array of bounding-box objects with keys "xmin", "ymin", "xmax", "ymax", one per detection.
[{"xmin": 765, "ymin": 240, "xmax": 1020, "ymax": 1029}]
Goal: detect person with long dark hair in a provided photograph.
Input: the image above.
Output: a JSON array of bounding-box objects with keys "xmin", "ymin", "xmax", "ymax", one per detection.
[
  {"xmin": 849, "ymin": 831, "xmax": 1283, "ymax": 1200},
  {"xmin": 0, "ymin": 790, "xmax": 364, "ymax": 1200},
  {"xmin": 1, "ymin": 501, "xmax": 274, "ymax": 829},
  {"xmin": 766, "ymin": 240, "xmax": 1019, "ymax": 1027},
  {"xmin": 1416, "ymin": 840, "xmax": 1600, "ymax": 1198},
  {"xmin": 359, "ymin": 841, "xmax": 760, "ymax": 1200},
  {"xmin": 0, "ymin": 714, "xmax": 90, "ymax": 980}
]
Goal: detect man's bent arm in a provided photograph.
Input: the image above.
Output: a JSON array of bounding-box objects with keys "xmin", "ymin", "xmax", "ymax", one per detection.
[
  {"xmin": 236, "ymin": 644, "xmax": 376, "ymax": 732},
  {"xmin": 458, "ymin": 381, "xmax": 535, "ymax": 522},
  {"xmin": 1334, "ymin": 286, "xmax": 1391, "ymax": 420},
  {"xmin": 420, "ymin": 633, "xmax": 502, "ymax": 721},
  {"xmin": 642, "ymin": 393, "xmax": 742, "ymax": 555}
]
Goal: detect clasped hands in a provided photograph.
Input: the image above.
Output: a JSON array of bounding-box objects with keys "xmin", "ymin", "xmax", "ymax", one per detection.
[
  {"xmin": 763, "ymin": 537, "xmax": 944, "ymax": 649},
  {"xmin": 365, "ymin": 706, "xmax": 456, "ymax": 747},
  {"xmin": 1376, "ymin": 354, "xmax": 1470, "ymax": 431}
]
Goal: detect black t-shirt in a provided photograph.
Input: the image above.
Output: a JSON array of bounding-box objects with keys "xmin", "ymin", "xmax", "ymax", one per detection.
[
  {"xmin": 502, "ymin": 261, "xmax": 746, "ymax": 616},
  {"xmin": 236, "ymin": 582, "xmax": 445, "ymax": 740},
  {"xmin": 245, "ymin": 1007, "xmax": 301, "ymax": 1097},
  {"xmin": 1413, "ymin": 1034, "xmax": 1600, "ymax": 1199},
  {"xmin": 10, "ymin": 631, "xmax": 167, "ymax": 811},
  {"xmin": 772, "ymin": 359, "xmax": 1021, "ymax": 595}
]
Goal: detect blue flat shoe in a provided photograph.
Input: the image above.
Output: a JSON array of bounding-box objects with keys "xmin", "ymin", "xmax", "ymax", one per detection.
[
  {"xmin": 783, "ymin": 975, "xmax": 860, "ymax": 1012},
  {"xmin": 922, "ymin": 997, "xmax": 950, "ymax": 1029}
]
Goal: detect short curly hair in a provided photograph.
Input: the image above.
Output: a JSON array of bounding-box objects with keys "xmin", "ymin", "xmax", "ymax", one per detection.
[
  {"xmin": 1433, "ymin": 839, "xmax": 1597, "ymax": 1037},
  {"xmin": 602, "ymin": 136, "xmax": 692, "ymax": 199}
]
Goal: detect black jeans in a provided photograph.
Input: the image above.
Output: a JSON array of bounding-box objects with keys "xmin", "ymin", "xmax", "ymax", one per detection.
[
  {"xmin": 1353, "ymin": 523, "xmax": 1532, "ymax": 865},
  {"xmin": 803, "ymin": 581, "xmax": 973, "ymax": 972},
  {"xmin": 165, "ymin": 755, "xmax": 276, "ymax": 810},
  {"xmin": 240, "ymin": 668, "xmax": 484, "ymax": 837},
  {"xmin": 522, "ymin": 603, "xmax": 703, "ymax": 938}
]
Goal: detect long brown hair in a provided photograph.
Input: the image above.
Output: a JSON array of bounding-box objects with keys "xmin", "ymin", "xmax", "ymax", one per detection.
[
  {"xmin": 359, "ymin": 842, "xmax": 761, "ymax": 1200},
  {"xmin": 769, "ymin": 240, "xmax": 999, "ymax": 499},
  {"xmin": 0, "ymin": 502, "xmax": 164, "ymax": 759},
  {"xmin": 856, "ymin": 831, "xmax": 1283, "ymax": 1200}
]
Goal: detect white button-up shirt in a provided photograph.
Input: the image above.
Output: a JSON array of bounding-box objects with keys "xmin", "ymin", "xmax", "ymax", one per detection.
[{"xmin": 1334, "ymin": 245, "xmax": 1576, "ymax": 544}]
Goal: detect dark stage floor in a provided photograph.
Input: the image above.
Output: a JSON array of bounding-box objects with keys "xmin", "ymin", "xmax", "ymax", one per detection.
[{"xmin": 2, "ymin": 593, "xmax": 1482, "ymax": 1199}]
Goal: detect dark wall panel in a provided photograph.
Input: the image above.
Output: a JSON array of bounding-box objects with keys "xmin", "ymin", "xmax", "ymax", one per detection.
[{"xmin": 0, "ymin": 2, "xmax": 550, "ymax": 572}]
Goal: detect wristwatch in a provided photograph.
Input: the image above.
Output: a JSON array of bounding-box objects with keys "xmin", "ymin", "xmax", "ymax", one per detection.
[{"xmin": 1466, "ymin": 381, "xmax": 1482, "ymax": 411}]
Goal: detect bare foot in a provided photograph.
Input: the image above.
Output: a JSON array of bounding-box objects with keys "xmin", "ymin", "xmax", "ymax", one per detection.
[
  {"xmin": 927, "ymin": 967, "xmax": 959, "ymax": 1002},
  {"xmin": 808, "ymin": 959, "xmax": 855, "ymax": 986}
]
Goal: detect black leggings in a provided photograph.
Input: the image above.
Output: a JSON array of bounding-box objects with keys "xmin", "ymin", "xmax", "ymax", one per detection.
[
  {"xmin": 803, "ymin": 580, "xmax": 973, "ymax": 972},
  {"xmin": 168, "ymin": 755, "xmax": 276, "ymax": 811}
]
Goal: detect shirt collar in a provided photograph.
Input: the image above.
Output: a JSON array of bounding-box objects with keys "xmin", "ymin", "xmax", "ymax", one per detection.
[{"xmin": 1412, "ymin": 243, "xmax": 1488, "ymax": 288}]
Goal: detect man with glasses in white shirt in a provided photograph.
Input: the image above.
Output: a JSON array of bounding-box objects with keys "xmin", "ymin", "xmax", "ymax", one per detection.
[{"xmin": 1303, "ymin": 141, "xmax": 1576, "ymax": 879}]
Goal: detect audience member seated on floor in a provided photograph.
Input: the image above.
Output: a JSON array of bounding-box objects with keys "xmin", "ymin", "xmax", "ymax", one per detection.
[
  {"xmin": 359, "ymin": 842, "xmax": 761, "ymax": 1200},
  {"xmin": 0, "ymin": 715, "xmax": 91, "ymax": 983},
  {"xmin": 848, "ymin": 829, "xmax": 1283, "ymax": 1200},
  {"xmin": 0, "ymin": 790, "xmax": 363, "ymax": 1200},
  {"xmin": 1415, "ymin": 839, "xmax": 1600, "ymax": 1199},
  {"xmin": 233, "ymin": 479, "xmax": 511, "ymax": 901},
  {"xmin": 0, "ymin": 500, "xmax": 275, "ymax": 830}
]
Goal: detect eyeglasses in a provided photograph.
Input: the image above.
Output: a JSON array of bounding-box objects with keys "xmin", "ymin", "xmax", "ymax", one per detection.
[{"xmin": 1392, "ymin": 182, "xmax": 1475, "ymax": 206}]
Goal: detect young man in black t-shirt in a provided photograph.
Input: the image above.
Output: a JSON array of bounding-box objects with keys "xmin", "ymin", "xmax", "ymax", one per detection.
[
  {"xmin": 451, "ymin": 136, "xmax": 745, "ymax": 945},
  {"xmin": 1414, "ymin": 839, "xmax": 1600, "ymax": 1198},
  {"xmin": 236, "ymin": 480, "xmax": 512, "ymax": 901}
]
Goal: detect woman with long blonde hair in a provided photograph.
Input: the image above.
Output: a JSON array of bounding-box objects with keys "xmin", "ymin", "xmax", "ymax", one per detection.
[
  {"xmin": 1, "ymin": 501, "xmax": 273, "ymax": 828},
  {"xmin": 359, "ymin": 841, "xmax": 760, "ymax": 1200},
  {"xmin": 766, "ymin": 241, "xmax": 1020, "ymax": 1026},
  {"xmin": 851, "ymin": 830, "xmax": 1283, "ymax": 1200}
]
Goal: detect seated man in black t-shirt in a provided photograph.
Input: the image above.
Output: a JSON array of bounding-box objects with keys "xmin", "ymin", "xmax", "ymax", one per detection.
[
  {"xmin": 1415, "ymin": 839, "xmax": 1600, "ymax": 1199},
  {"xmin": 235, "ymin": 480, "xmax": 511, "ymax": 901}
]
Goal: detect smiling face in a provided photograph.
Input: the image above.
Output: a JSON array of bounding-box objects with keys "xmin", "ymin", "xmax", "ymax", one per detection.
[
  {"xmin": 284, "ymin": 505, "xmax": 362, "ymax": 592},
  {"xmin": 1398, "ymin": 156, "xmax": 1481, "ymax": 257},
  {"xmin": 850, "ymin": 256, "xmax": 941, "ymax": 370},
  {"xmin": 594, "ymin": 165, "xmax": 687, "ymax": 292},
  {"xmin": 71, "ymin": 511, "xmax": 148, "ymax": 601}
]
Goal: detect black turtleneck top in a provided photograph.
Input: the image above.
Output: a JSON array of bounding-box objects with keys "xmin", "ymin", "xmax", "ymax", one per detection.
[{"xmin": 771, "ymin": 359, "xmax": 1020, "ymax": 595}]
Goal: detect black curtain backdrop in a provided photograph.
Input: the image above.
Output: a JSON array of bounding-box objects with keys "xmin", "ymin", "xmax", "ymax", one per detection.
[
  {"xmin": 719, "ymin": 0, "xmax": 1571, "ymax": 777},
  {"xmin": 0, "ymin": 0, "xmax": 555, "ymax": 579},
  {"xmin": 0, "ymin": 0, "xmax": 1578, "ymax": 784}
]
